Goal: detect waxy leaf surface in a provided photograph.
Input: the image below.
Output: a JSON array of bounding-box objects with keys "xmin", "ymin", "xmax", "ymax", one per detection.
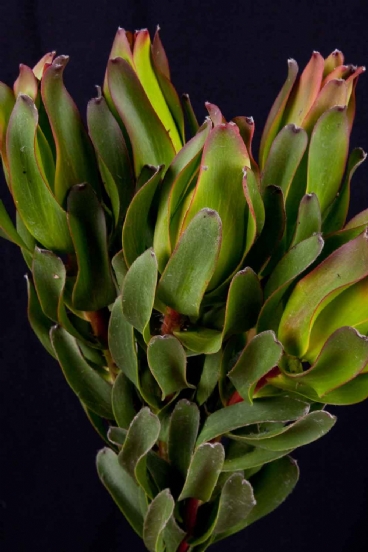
[
  {"xmin": 213, "ymin": 473, "xmax": 255, "ymax": 534},
  {"xmin": 259, "ymin": 59, "xmax": 299, "ymax": 168},
  {"xmin": 157, "ymin": 209, "xmax": 221, "ymax": 317},
  {"xmin": 7, "ymin": 95, "xmax": 72, "ymax": 251},
  {"xmin": 153, "ymin": 121, "xmax": 210, "ymax": 271},
  {"xmin": 168, "ymin": 399, "xmax": 200, "ymax": 478},
  {"xmin": 107, "ymin": 58, "xmax": 175, "ymax": 176},
  {"xmin": 112, "ymin": 371, "xmax": 137, "ymax": 430},
  {"xmin": 97, "ymin": 448, "xmax": 144, "ymax": 536},
  {"xmin": 108, "ymin": 296, "xmax": 138, "ymax": 386},
  {"xmin": 119, "ymin": 407, "xmax": 160, "ymax": 496},
  {"xmin": 122, "ymin": 248, "xmax": 158, "ymax": 335},
  {"xmin": 51, "ymin": 326, "xmax": 113, "ymax": 419},
  {"xmin": 147, "ymin": 335, "xmax": 194, "ymax": 399},
  {"xmin": 182, "ymin": 124, "xmax": 250, "ymax": 289},
  {"xmin": 290, "ymin": 193, "xmax": 321, "ymax": 247},
  {"xmin": 87, "ymin": 95, "xmax": 133, "ymax": 225},
  {"xmin": 133, "ymin": 30, "xmax": 182, "ymax": 152},
  {"xmin": 143, "ymin": 489, "xmax": 175, "ymax": 552},
  {"xmin": 289, "ymin": 327, "xmax": 368, "ymax": 395},
  {"xmin": 228, "ymin": 331, "xmax": 283, "ymax": 403},
  {"xmin": 261, "ymin": 124, "xmax": 308, "ymax": 196},
  {"xmin": 238, "ymin": 411, "xmax": 336, "ymax": 451},
  {"xmin": 278, "ymin": 230, "xmax": 368, "ymax": 357},
  {"xmin": 41, "ymin": 56, "xmax": 100, "ymax": 203},
  {"xmin": 306, "ymin": 106, "xmax": 349, "ymax": 214},
  {"xmin": 179, "ymin": 443, "xmax": 225, "ymax": 502},
  {"xmin": 197, "ymin": 397, "xmax": 309, "ymax": 445},
  {"xmin": 123, "ymin": 165, "xmax": 164, "ymax": 267},
  {"xmin": 223, "ymin": 268, "xmax": 263, "ymax": 339},
  {"xmin": 67, "ymin": 184, "xmax": 116, "ymax": 311}
]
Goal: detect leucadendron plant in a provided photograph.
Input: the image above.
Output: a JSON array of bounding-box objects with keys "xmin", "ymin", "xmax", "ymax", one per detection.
[{"xmin": 1, "ymin": 27, "xmax": 368, "ymax": 551}]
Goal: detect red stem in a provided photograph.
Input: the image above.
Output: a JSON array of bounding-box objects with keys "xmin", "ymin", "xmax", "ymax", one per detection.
[
  {"xmin": 84, "ymin": 307, "xmax": 110, "ymax": 345},
  {"xmin": 178, "ymin": 498, "xmax": 200, "ymax": 552},
  {"xmin": 161, "ymin": 307, "xmax": 182, "ymax": 335},
  {"xmin": 227, "ymin": 366, "xmax": 282, "ymax": 406}
]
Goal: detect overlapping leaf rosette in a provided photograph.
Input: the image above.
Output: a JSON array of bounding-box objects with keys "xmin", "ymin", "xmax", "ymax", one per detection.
[{"xmin": 1, "ymin": 29, "xmax": 367, "ymax": 551}]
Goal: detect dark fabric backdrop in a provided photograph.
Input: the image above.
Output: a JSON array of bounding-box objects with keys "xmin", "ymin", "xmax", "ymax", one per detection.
[{"xmin": 1, "ymin": 0, "xmax": 368, "ymax": 550}]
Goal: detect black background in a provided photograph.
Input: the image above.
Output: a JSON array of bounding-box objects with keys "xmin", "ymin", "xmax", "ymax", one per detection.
[{"xmin": 1, "ymin": 0, "xmax": 368, "ymax": 550}]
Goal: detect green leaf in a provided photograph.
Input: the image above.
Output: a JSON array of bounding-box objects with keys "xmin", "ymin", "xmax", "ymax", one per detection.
[
  {"xmin": 122, "ymin": 165, "xmax": 164, "ymax": 267},
  {"xmin": 233, "ymin": 116, "xmax": 259, "ymax": 175},
  {"xmin": 174, "ymin": 327, "xmax": 222, "ymax": 354},
  {"xmin": 270, "ymin": 371, "xmax": 368, "ymax": 405},
  {"xmin": 87, "ymin": 94, "xmax": 134, "ymax": 226},
  {"xmin": 96, "ymin": 448, "xmax": 144, "ymax": 537},
  {"xmin": 290, "ymin": 193, "xmax": 321, "ymax": 248},
  {"xmin": 322, "ymin": 148, "xmax": 367, "ymax": 234},
  {"xmin": 283, "ymin": 52, "xmax": 324, "ymax": 126},
  {"xmin": 321, "ymin": 222, "xmax": 368, "ymax": 262},
  {"xmin": 197, "ymin": 352, "xmax": 222, "ymax": 405},
  {"xmin": 31, "ymin": 246, "xmax": 96, "ymax": 346},
  {"xmin": 163, "ymin": 516, "xmax": 186, "ymax": 552},
  {"xmin": 119, "ymin": 407, "xmax": 160, "ymax": 496},
  {"xmin": 214, "ymin": 456, "xmax": 299, "ymax": 542},
  {"xmin": 213, "ymin": 473, "xmax": 255, "ymax": 534},
  {"xmin": 143, "ymin": 489, "xmax": 175, "ymax": 552},
  {"xmin": 228, "ymin": 331, "xmax": 283, "ymax": 403},
  {"xmin": 67, "ymin": 183, "xmax": 116, "ymax": 311},
  {"xmin": 41, "ymin": 56, "xmax": 100, "ymax": 204},
  {"xmin": 223, "ymin": 268, "xmax": 263, "ymax": 339},
  {"xmin": 32, "ymin": 247, "xmax": 65, "ymax": 322},
  {"xmin": 182, "ymin": 124, "xmax": 250, "ymax": 289},
  {"xmin": 245, "ymin": 185, "xmax": 285, "ymax": 275},
  {"xmin": 133, "ymin": 30, "xmax": 182, "ymax": 152},
  {"xmin": 238, "ymin": 411, "xmax": 336, "ymax": 451},
  {"xmin": 0, "ymin": 200, "xmax": 28, "ymax": 248},
  {"xmin": 257, "ymin": 234, "xmax": 324, "ymax": 333},
  {"xmin": 122, "ymin": 248, "xmax": 158, "ymax": 336},
  {"xmin": 182, "ymin": 93, "xmax": 200, "ymax": 137},
  {"xmin": 259, "ymin": 59, "xmax": 299, "ymax": 168},
  {"xmin": 107, "ymin": 57, "xmax": 175, "ymax": 177},
  {"xmin": 50, "ymin": 325, "xmax": 113, "ymax": 419},
  {"xmin": 196, "ymin": 397, "xmax": 309, "ymax": 445},
  {"xmin": 179, "ymin": 443, "xmax": 225, "ymax": 501},
  {"xmin": 112, "ymin": 371, "xmax": 137, "ymax": 429},
  {"xmin": 302, "ymin": 79, "xmax": 348, "ymax": 132},
  {"xmin": 261, "ymin": 124, "xmax": 308, "ymax": 196},
  {"xmin": 0, "ymin": 81, "xmax": 15, "ymax": 161},
  {"xmin": 223, "ymin": 441, "xmax": 293, "ymax": 471},
  {"xmin": 307, "ymin": 276, "xmax": 368, "ymax": 362},
  {"xmin": 25, "ymin": 274, "xmax": 56, "ymax": 358},
  {"xmin": 7, "ymin": 94, "xmax": 72, "ymax": 252},
  {"xmin": 244, "ymin": 456, "xmax": 299, "ymax": 526},
  {"xmin": 16, "ymin": 211, "xmax": 36, "ymax": 269},
  {"xmin": 154, "ymin": 121, "xmax": 210, "ymax": 272},
  {"xmin": 306, "ymin": 106, "xmax": 349, "ymax": 214},
  {"xmin": 108, "ymin": 296, "xmax": 138, "ymax": 386},
  {"xmin": 168, "ymin": 399, "xmax": 200, "ymax": 478},
  {"xmin": 278, "ymin": 229, "xmax": 368, "ymax": 357},
  {"xmin": 112, "ymin": 249, "xmax": 128, "ymax": 290},
  {"xmin": 147, "ymin": 335, "xmax": 194, "ymax": 399},
  {"xmin": 81, "ymin": 402, "xmax": 112, "ymax": 448},
  {"xmin": 203, "ymin": 168, "xmax": 265, "ymax": 302},
  {"xmin": 147, "ymin": 451, "xmax": 176, "ymax": 494},
  {"xmin": 288, "ymin": 327, "xmax": 368, "ymax": 396},
  {"xmin": 157, "ymin": 209, "xmax": 222, "ymax": 317},
  {"xmin": 242, "ymin": 167, "xmax": 265, "ymax": 251},
  {"xmin": 151, "ymin": 42, "xmax": 185, "ymax": 148}
]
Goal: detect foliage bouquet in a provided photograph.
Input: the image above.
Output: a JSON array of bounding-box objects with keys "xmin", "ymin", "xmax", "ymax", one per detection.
[{"xmin": 0, "ymin": 28, "xmax": 367, "ymax": 551}]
